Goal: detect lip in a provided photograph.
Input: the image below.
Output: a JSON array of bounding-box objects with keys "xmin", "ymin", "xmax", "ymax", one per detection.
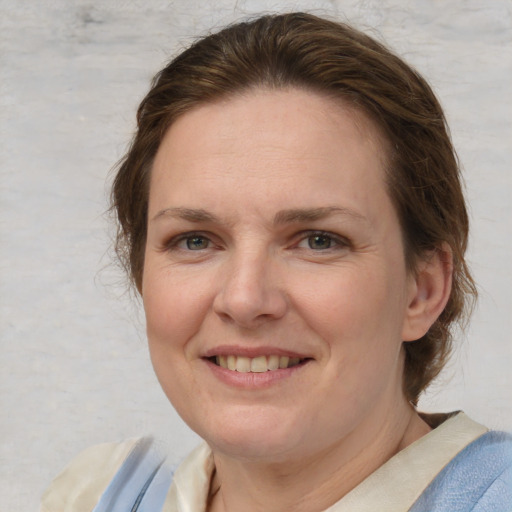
[
  {"xmin": 203, "ymin": 357, "xmax": 311, "ymax": 389},
  {"xmin": 202, "ymin": 345, "xmax": 309, "ymax": 359}
]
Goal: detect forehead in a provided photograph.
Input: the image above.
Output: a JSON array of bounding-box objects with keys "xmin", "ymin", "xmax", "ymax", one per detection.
[
  {"xmin": 149, "ymin": 88, "xmax": 392, "ymax": 221},
  {"xmin": 159, "ymin": 88, "xmax": 388, "ymax": 159}
]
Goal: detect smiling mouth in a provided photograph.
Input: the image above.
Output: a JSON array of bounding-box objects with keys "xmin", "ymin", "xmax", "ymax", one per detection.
[{"xmin": 208, "ymin": 355, "xmax": 308, "ymax": 373}]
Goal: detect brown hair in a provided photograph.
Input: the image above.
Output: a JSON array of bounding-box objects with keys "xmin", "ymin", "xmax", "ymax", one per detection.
[{"xmin": 111, "ymin": 12, "xmax": 477, "ymax": 403}]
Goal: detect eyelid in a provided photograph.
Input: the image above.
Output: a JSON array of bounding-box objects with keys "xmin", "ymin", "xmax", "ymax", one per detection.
[
  {"xmin": 163, "ymin": 231, "xmax": 217, "ymax": 251},
  {"xmin": 161, "ymin": 229, "xmax": 350, "ymax": 252},
  {"xmin": 295, "ymin": 230, "xmax": 350, "ymax": 249}
]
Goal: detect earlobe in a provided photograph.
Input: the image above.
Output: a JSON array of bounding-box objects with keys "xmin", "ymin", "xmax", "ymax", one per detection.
[{"xmin": 402, "ymin": 244, "xmax": 453, "ymax": 342}]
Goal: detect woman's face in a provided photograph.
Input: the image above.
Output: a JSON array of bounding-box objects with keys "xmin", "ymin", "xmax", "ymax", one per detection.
[{"xmin": 143, "ymin": 89, "xmax": 419, "ymax": 462}]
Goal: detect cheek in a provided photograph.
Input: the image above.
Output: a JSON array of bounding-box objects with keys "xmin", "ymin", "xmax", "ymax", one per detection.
[
  {"xmin": 142, "ymin": 268, "xmax": 209, "ymax": 414},
  {"xmin": 143, "ymin": 265, "xmax": 211, "ymax": 355},
  {"xmin": 298, "ymin": 265, "xmax": 402, "ymax": 330},
  {"xmin": 295, "ymin": 264, "xmax": 407, "ymax": 369}
]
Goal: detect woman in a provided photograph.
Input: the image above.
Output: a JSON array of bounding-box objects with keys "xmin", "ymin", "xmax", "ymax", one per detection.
[{"xmin": 41, "ymin": 12, "xmax": 512, "ymax": 512}]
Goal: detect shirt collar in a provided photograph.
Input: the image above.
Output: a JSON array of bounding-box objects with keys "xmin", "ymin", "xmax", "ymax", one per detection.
[{"xmin": 164, "ymin": 412, "xmax": 487, "ymax": 512}]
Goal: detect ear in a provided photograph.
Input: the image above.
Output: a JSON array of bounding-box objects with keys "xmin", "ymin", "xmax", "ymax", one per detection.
[{"xmin": 402, "ymin": 243, "xmax": 453, "ymax": 342}]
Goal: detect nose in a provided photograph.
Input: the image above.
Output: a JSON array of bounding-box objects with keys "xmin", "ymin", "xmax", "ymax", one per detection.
[{"xmin": 212, "ymin": 250, "xmax": 288, "ymax": 329}]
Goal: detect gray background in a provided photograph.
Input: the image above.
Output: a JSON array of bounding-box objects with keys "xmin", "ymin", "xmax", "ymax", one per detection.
[{"xmin": 1, "ymin": 1, "xmax": 511, "ymax": 510}]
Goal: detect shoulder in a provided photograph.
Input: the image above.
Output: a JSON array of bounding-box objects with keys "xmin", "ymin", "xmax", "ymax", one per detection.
[
  {"xmin": 411, "ymin": 430, "xmax": 512, "ymax": 512},
  {"xmin": 41, "ymin": 438, "xmax": 142, "ymax": 512}
]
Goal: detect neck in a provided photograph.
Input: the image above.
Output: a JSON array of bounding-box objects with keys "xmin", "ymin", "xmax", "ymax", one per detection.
[{"xmin": 208, "ymin": 403, "xmax": 430, "ymax": 512}]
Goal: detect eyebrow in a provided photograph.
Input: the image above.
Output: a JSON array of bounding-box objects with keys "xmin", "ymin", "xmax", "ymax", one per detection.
[
  {"xmin": 152, "ymin": 206, "xmax": 366, "ymax": 224},
  {"xmin": 273, "ymin": 206, "xmax": 366, "ymax": 224},
  {"xmin": 151, "ymin": 207, "xmax": 219, "ymax": 223}
]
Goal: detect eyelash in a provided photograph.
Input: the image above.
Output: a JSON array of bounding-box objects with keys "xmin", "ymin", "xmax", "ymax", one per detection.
[
  {"xmin": 165, "ymin": 231, "xmax": 215, "ymax": 251},
  {"xmin": 163, "ymin": 230, "xmax": 350, "ymax": 253},
  {"xmin": 295, "ymin": 230, "xmax": 350, "ymax": 251}
]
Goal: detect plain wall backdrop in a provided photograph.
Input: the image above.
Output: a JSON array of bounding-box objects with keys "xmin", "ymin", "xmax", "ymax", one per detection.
[{"xmin": 1, "ymin": 1, "xmax": 511, "ymax": 510}]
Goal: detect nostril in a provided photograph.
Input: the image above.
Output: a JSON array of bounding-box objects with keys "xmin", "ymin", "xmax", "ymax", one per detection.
[{"xmin": 213, "ymin": 283, "xmax": 288, "ymax": 328}]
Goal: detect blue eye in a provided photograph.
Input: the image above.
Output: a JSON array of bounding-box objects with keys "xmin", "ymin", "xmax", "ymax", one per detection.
[
  {"xmin": 307, "ymin": 234, "xmax": 333, "ymax": 250},
  {"xmin": 163, "ymin": 232, "xmax": 217, "ymax": 255},
  {"xmin": 296, "ymin": 231, "xmax": 348, "ymax": 252},
  {"xmin": 184, "ymin": 236, "xmax": 210, "ymax": 250}
]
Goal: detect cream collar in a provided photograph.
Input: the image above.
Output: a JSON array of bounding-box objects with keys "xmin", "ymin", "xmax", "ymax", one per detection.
[{"xmin": 163, "ymin": 412, "xmax": 487, "ymax": 512}]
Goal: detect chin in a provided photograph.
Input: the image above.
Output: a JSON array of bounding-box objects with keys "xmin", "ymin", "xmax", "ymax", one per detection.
[{"xmin": 191, "ymin": 407, "xmax": 307, "ymax": 462}]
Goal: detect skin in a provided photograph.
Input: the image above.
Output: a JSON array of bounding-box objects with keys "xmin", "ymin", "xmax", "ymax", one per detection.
[{"xmin": 142, "ymin": 88, "xmax": 451, "ymax": 511}]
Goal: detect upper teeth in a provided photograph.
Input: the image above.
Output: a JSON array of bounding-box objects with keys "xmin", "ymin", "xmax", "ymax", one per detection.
[{"xmin": 215, "ymin": 355, "xmax": 302, "ymax": 372}]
